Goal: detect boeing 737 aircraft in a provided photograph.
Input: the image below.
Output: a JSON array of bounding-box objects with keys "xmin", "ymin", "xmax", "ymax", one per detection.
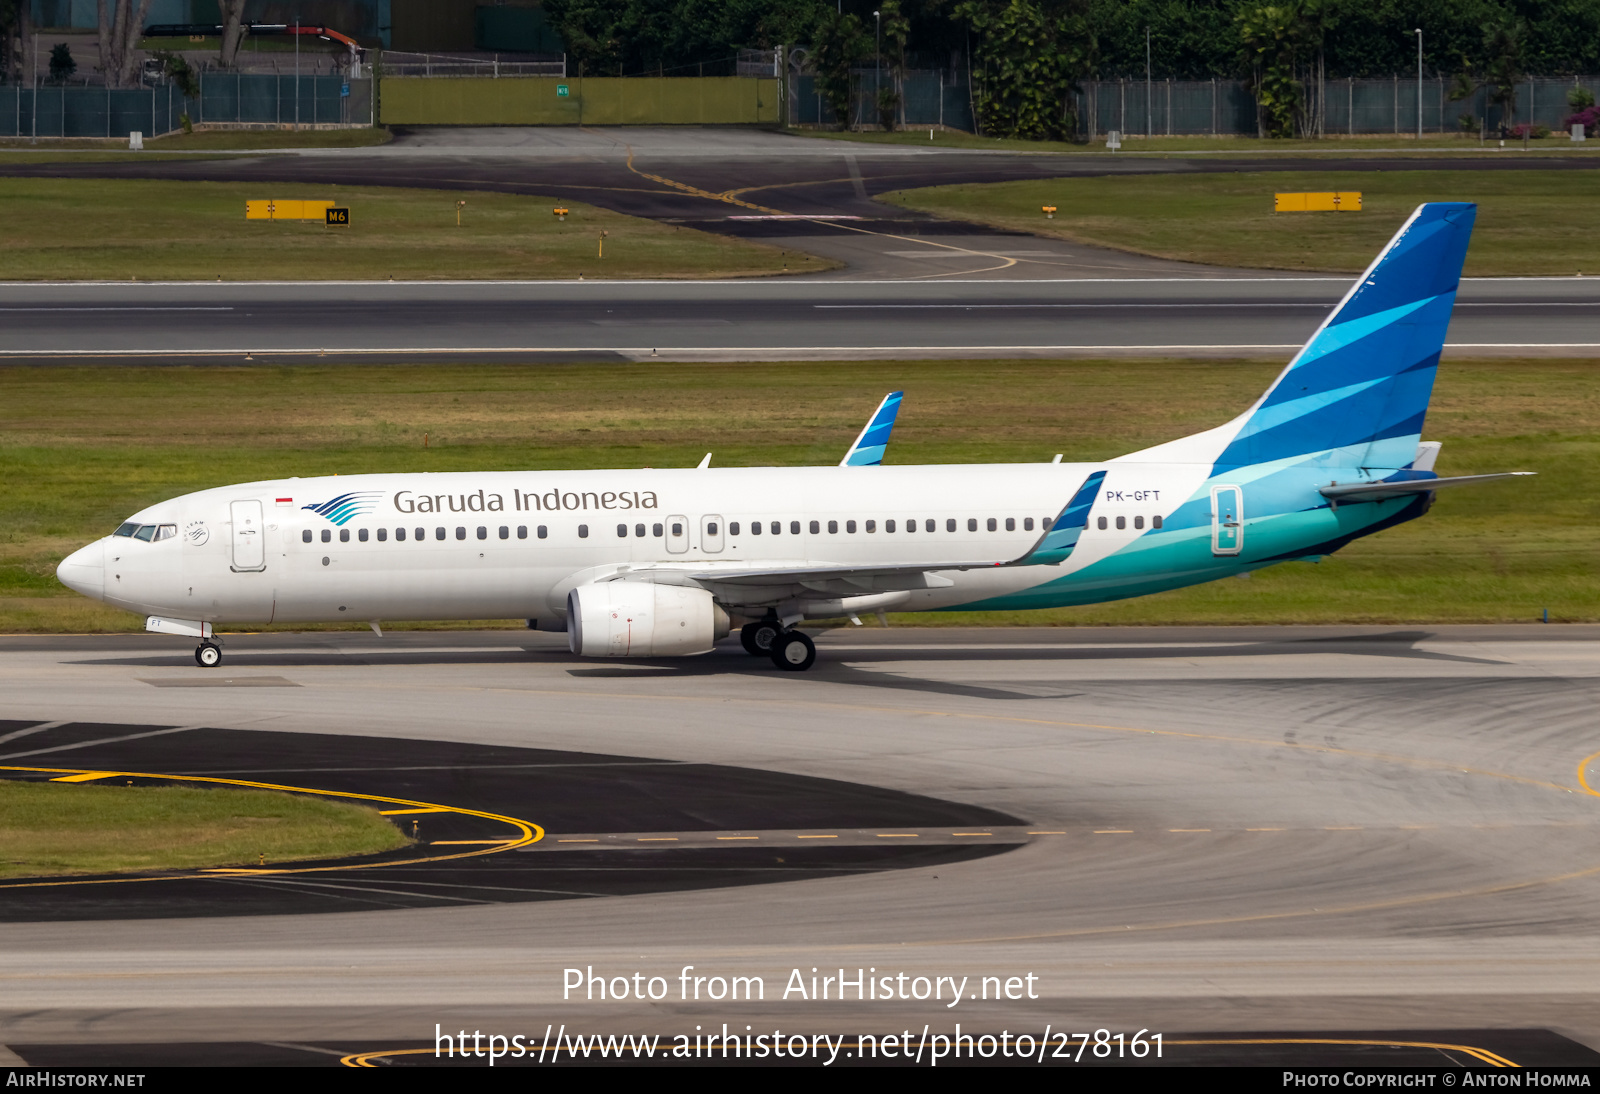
[{"xmin": 57, "ymin": 203, "xmax": 1527, "ymax": 671}]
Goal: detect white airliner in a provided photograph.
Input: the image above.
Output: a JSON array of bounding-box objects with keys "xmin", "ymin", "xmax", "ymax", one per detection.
[{"xmin": 56, "ymin": 204, "xmax": 1526, "ymax": 671}]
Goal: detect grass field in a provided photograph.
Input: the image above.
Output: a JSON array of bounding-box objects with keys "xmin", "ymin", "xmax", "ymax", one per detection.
[
  {"xmin": 2, "ymin": 357, "xmax": 1593, "ymax": 631},
  {"xmin": 794, "ymin": 127, "xmax": 1600, "ymax": 156},
  {"xmin": 0, "ymin": 178, "xmax": 831, "ymax": 280},
  {"xmin": 0, "ymin": 780, "xmax": 408, "ymax": 878},
  {"xmin": 881, "ymin": 169, "xmax": 1600, "ymax": 275}
]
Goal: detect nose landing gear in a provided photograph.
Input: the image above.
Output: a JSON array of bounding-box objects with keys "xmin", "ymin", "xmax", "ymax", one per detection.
[{"xmin": 195, "ymin": 641, "xmax": 222, "ymax": 668}]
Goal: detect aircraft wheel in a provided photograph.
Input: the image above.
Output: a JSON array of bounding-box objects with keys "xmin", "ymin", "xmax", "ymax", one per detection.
[
  {"xmin": 741, "ymin": 620, "xmax": 781, "ymax": 657},
  {"xmin": 769, "ymin": 630, "xmax": 816, "ymax": 671},
  {"xmin": 195, "ymin": 642, "xmax": 222, "ymax": 668}
]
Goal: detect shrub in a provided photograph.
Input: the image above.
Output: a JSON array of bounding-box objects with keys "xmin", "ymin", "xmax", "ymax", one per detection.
[
  {"xmin": 1509, "ymin": 122, "xmax": 1549, "ymax": 140},
  {"xmin": 1564, "ymin": 105, "xmax": 1600, "ymax": 137}
]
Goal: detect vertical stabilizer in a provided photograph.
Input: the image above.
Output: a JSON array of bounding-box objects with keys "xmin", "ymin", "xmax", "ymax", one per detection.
[
  {"xmin": 841, "ymin": 391, "xmax": 904, "ymax": 466},
  {"xmin": 1215, "ymin": 202, "xmax": 1475, "ymax": 474}
]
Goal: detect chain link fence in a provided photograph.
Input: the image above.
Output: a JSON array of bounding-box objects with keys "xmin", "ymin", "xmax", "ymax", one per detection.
[{"xmin": 0, "ymin": 76, "xmax": 373, "ymax": 138}]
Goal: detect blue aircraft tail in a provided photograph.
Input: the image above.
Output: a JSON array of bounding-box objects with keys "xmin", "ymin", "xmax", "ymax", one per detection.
[
  {"xmin": 840, "ymin": 391, "xmax": 904, "ymax": 466},
  {"xmin": 1214, "ymin": 202, "xmax": 1475, "ymax": 474}
]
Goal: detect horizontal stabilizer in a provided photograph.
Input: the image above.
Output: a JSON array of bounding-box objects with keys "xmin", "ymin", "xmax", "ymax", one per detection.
[{"xmin": 1320, "ymin": 472, "xmax": 1534, "ymax": 504}]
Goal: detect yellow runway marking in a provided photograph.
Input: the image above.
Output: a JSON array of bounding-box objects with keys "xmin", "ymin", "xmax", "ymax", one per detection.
[
  {"xmin": 608, "ymin": 136, "xmax": 1021, "ymax": 279},
  {"xmin": 876, "ymin": 833, "xmax": 918, "ymax": 838},
  {"xmin": 796, "ymin": 834, "xmax": 837, "ymax": 839},
  {"xmin": 716, "ymin": 836, "xmax": 759, "ymax": 840},
  {"xmin": 48, "ymin": 771, "xmax": 117, "ymax": 782},
  {"xmin": 430, "ymin": 840, "xmax": 517, "ymax": 846},
  {"xmin": 380, "ymin": 807, "xmax": 450, "ymax": 816},
  {"xmin": 1246, "ymin": 827, "xmax": 1285, "ymax": 832},
  {"xmin": 637, "ymin": 837, "xmax": 677, "ymax": 842},
  {"xmin": 953, "ymin": 832, "xmax": 993, "ymax": 836},
  {"xmin": 1094, "ymin": 829, "xmax": 1134, "ymax": 834},
  {"xmin": 1169, "ymin": 828, "xmax": 1211, "ymax": 833},
  {"xmin": 0, "ymin": 764, "xmax": 543, "ymax": 889},
  {"xmin": 1027, "ymin": 830, "xmax": 1066, "ymax": 835}
]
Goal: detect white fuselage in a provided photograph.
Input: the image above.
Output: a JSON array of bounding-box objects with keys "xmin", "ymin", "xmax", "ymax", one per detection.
[{"xmin": 59, "ymin": 460, "xmax": 1201, "ymax": 626}]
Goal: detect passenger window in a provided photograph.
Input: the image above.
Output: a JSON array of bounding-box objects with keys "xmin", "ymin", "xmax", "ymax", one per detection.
[
  {"xmin": 499, "ymin": 526, "xmax": 509, "ymax": 539},
  {"xmin": 926, "ymin": 519, "xmax": 935, "ymax": 533},
  {"xmin": 617, "ymin": 523, "xmax": 628, "ymax": 538},
  {"xmin": 378, "ymin": 528, "xmax": 388, "ymax": 542},
  {"xmin": 1024, "ymin": 517, "xmax": 1034, "ymax": 531},
  {"xmin": 946, "ymin": 518, "xmax": 956, "ymax": 532},
  {"xmin": 114, "ymin": 522, "xmax": 139, "ymax": 537},
  {"xmin": 517, "ymin": 526, "xmax": 528, "ymax": 539},
  {"xmin": 672, "ymin": 522, "xmax": 684, "ymax": 536},
  {"xmin": 770, "ymin": 521, "xmax": 780, "ymax": 535},
  {"xmin": 396, "ymin": 527, "xmax": 407, "ymax": 542},
  {"xmin": 730, "ymin": 522, "xmax": 741, "ymax": 536},
  {"xmin": 455, "ymin": 527, "xmax": 466, "ymax": 540},
  {"xmin": 651, "ymin": 523, "xmax": 663, "ymax": 537},
  {"xmin": 578, "ymin": 525, "xmax": 588, "ymax": 539},
  {"xmin": 809, "ymin": 520, "xmax": 819, "ymax": 535},
  {"xmin": 302, "ymin": 529, "xmax": 313, "ymax": 543},
  {"xmin": 968, "ymin": 518, "xmax": 977, "ymax": 532},
  {"xmin": 434, "ymin": 527, "xmax": 444, "ymax": 540},
  {"xmin": 339, "ymin": 528, "xmax": 350, "ymax": 543},
  {"xmin": 866, "ymin": 520, "xmax": 876, "ymax": 533},
  {"xmin": 905, "ymin": 519, "xmax": 915, "ymax": 533},
  {"xmin": 1005, "ymin": 518, "xmax": 1015, "ymax": 532},
  {"xmin": 1153, "ymin": 515, "xmax": 1164, "ymax": 529},
  {"xmin": 415, "ymin": 527, "xmax": 425, "ymax": 541},
  {"xmin": 1097, "ymin": 517, "xmax": 1107, "ymax": 530},
  {"xmin": 1115, "ymin": 516, "xmax": 1126, "ymax": 530},
  {"xmin": 791, "ymin": 521, "xmax": 801, "ymax": 535},
  {"xmin": 320, "ymin": 529, "xmax": 331, "ymax": 543},
  {"xmin": 828, "ymin": 520, "xmax": 838, "ymax": 534},
  {"xmin": 359, "ymin": 528, "xmax": 369, "ymax": 542},
  {"xmin": 1134, "ymin": 516, "xmax": 1145, "ymax": 529},
  {"xmin": 986, "ymin": 518, "xmax": 997, "ymax": 532},
  {"xmin": 477, "ymin": 526, "xmax": 487, "ymax": 540},
  {"xmin": 751, "ymin": 522, "xmax": 762, "ymax": 535},
  {"xmin": 536, "ymin": 526, "xmax": 546, "ymax": 539},
  {"xmin": 705, "ymin": 522, "xmax": 717, "ymax": 537},
  {"xmin": 886, "ymin": 519, "xmax": 897, "ymax": 533},
  {"xmin": 847, "ymin": 520, "xmax": 857, "ymax": 533},
  {"xmin": 637, "ymin": 523, "xmax": 647, "ymax": 537}
]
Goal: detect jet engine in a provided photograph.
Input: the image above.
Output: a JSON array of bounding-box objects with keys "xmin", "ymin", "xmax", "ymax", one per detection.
[{"xmin": 567, "ymin": 581, "xmax": 729, "ymax": 658}]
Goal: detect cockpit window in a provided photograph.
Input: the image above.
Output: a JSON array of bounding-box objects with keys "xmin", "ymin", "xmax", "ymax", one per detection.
[
  {"xmin": 114, "ymin": 523, "xmax": 139, "ymax": 537},
  {"xmin": 133, "ymin": 525, "xmax": 157, "ymax": 542},
  {"xmin": 153, "ymin": 524, "xmax": 177, "ymax": 541}
]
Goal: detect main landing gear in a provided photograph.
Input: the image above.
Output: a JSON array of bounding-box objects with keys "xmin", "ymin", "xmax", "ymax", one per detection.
[
  {"xmin": 740, "ymin": 619, "xmax": 816, "ymax": 672},
  {"xmin": 195, "ymin": 641, "xmax": 222, "ymax": 668}
]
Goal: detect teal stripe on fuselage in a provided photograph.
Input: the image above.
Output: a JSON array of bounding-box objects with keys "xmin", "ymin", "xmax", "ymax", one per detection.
[{"xmin": 945, "ymin": 496, "xmax": 1422, "ymax": 610}]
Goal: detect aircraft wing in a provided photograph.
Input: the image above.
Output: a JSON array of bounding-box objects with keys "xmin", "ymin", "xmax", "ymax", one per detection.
[
  {"xmin": 839, "ymin": 391, "xmax": 904, "ymax": 466},
  {"xmin": 607, "ymin": 468, "xmax": 1109, "ymax": 598},
  {"xmin": 1320, "ymin": 472, "xmax": 1533, "ymax": 504}
]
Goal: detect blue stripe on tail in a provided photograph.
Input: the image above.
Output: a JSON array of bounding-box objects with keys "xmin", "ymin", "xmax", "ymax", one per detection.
[{"xmin": 1215, "ymin": 203, "xmax": 1475, "ymax": 474}]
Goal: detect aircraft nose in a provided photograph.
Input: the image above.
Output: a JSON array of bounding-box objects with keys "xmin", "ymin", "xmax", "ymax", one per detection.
[{"xmin": 57, "ymin": 540, "xmax": 105, "ymax": 600}]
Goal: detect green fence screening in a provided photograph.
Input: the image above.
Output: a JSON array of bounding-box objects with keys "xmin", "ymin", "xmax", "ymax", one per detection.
[
  {"xmin": 378, "ymin": 76, "xmax": 781, "ymax": 126},
  {"xmin": 0, "ymin": 76, "xmax": 372, "ymax": 138}
]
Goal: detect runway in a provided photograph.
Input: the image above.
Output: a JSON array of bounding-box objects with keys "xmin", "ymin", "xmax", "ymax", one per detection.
[
  {"xmin": 3, "ymin": 275, "xmax": 1598, "ymax": 361},
  {"xmin": 3, "ymin": 625, "xmax": 1599, "ymax": 1065}
]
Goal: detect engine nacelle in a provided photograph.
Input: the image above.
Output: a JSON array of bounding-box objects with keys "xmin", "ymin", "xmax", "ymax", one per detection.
[{"xmin": 567, "ymin": 581, "xmax": 729, "ymax": 658}]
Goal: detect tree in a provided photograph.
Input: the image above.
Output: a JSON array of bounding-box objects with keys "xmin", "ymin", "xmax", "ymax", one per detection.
[
  {"xmin": 218, "ymin": 0, "xmax": 247, "ymax": 70},
  {"xmin": 955, "ymin": 0, "xmax": 1095, "ymax": 141},
  {"xmin": 49, "ymin": 41, "xmax": 75, "ymax": 83},
  {"xmin": 1236, "ymin": 2, "xmax": 1307, "ymax": 138},
  {"xmin": 1449, "ymin": 17, "xmax": 1526, "ymax": 138},
  {"xmin": 810, "ymin": 8, "xmax": 868, "ymax": 130},
  {"xmin": 876, "ymin": 0, "xmax": 910, "ymax": 131},
  {"xmin": 97, "ymin": 0, "xmax": 158, "ymax": 88}
]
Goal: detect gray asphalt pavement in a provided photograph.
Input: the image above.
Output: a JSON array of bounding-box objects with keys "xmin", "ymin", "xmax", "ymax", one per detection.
[
  {"xmin": 2, "ymin": 276, "xmax": 1595, "ymax": 360},
  {"xmin": 2, "ymin": 625, "xmax": 1598, "ymax": 1055}
]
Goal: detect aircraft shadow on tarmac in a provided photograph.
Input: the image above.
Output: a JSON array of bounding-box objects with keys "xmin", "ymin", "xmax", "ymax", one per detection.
[{"xmin": 0, "ymin": 722, "xmax": 1022, "ymax": 923}]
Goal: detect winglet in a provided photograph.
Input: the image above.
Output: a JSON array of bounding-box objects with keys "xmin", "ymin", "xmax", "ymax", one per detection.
[
  {"xmin": 1009, "ymin": 470, "xmax": 1106, "ymax": 566},
  {"xmin": 841, "ymin": 392, "xmax": 904, "ymax": 466},
  {"xmin": 696, "ymin": 453, "xmax": 712, "ymax": 469}
]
